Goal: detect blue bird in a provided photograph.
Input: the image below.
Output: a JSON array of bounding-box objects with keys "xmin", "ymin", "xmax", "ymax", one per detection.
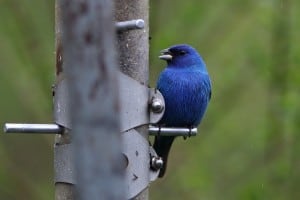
[{"xmin": 153, "ymin": 44, "xmax": 211, "ymax": 177}]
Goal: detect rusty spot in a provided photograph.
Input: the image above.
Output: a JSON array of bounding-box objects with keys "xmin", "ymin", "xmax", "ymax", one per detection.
[{"xmin": 56, "ymin": 43, "xmax": 63, "ymax": 75}]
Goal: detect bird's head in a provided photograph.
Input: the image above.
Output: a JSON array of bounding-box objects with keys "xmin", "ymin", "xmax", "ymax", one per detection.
[{"xmin": 159, "ymin": 44, "xmax": 206, "ymax": 70}]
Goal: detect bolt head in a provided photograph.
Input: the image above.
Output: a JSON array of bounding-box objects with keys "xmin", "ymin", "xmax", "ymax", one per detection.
[
  {"xmin": 151, "ymin": 157, "xmax": 164, "ymax": 170},
  {"xmin": 151, "ymin": 98, "xmax": 164, "ymax": 113}
]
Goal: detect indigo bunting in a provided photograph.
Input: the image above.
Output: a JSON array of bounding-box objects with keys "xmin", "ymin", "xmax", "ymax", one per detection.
[{"xmin": 153, "ymin": 44, "xmax": 211, "ymax": 177}]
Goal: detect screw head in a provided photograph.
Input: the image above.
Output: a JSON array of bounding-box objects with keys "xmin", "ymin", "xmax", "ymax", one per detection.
[
  {"xmin": 151, "ymin": 156, "xmax": 164, "ymax": 170},
  {"xmin": 151, "ymin": 98, "xmax": 164, "ymax": 113}
]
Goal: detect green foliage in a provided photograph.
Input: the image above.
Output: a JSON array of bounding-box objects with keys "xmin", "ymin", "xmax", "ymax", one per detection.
[
  {"xmin": 0, "ymin": 0, "xmax": 299, "ymax": 199},
  {"xmin": 149, "ymin": 0, "xmax": 300, "ymax": 199},
  {"xmin": 0, "ymin": 1, "xmax": 54, "ymax": 199}
]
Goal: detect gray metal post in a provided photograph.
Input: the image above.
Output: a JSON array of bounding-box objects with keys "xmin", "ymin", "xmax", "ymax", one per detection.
[
  {"xmin": 115, "ymin": 0, "xmax": 149, "ymax": 84},
  {"xmin": 54, "ymin": 1, "xmax": 75, "ymax": 199},
  {"xmin": 54, "ymin": 0, "xmax": 125, "ymax": 199},
  {"xmin": 60, "ymin": 0, "xmax": 125, "ymax": 199},
  {"xmin": 115, "ymin": 1, "xmax": 149, "ymax": 199}
]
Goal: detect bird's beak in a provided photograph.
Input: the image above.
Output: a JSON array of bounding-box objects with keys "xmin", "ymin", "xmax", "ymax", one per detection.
[{"xmin": 159, "ymin": 48, "xmax": 172, "ymax": 61}]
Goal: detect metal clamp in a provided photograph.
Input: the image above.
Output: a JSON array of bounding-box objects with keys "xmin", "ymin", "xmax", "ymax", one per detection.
[
  {"xmin": 119, "ymin": 72, "xmax": 165, "ymax": 132},
  {"xmin": 54, "ymin": 142, "xmax": 75, "ymax": 184},
  {"xmin": 123, "ymin": 129, "xmax": 150, "ymax": 199}
]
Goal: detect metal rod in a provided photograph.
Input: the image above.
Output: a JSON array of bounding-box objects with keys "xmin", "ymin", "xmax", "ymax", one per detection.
[
  {"xmin": 4, "ymin": 123, "xmax": 63, "ymax": 134},
  {"xmin": 116, "ymin": 19, "xmax": 144, "ymax": 32},
  {"xmin": 3, "ymin": 123, "xmax": 197, "ymax": 137},
  {"xmin": 148, "ymin": 125, "xmax": 197, "ymax": 137}
]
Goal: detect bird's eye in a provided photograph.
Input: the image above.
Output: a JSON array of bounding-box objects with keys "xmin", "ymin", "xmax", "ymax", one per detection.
[{"xmin": 179, "ymin": 51, "xmax": 186, "ymax": 56}]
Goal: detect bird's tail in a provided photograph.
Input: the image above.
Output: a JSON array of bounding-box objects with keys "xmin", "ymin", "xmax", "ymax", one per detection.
[{"xmin": 153, "ymin": 136, "xmax": 175, "ymax": 177}]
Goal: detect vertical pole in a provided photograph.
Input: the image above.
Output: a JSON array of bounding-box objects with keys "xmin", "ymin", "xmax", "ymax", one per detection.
[
  {"xmin": 61, "ymin": 0, "xmax": 124, "ymax": 199},
  {"xmin": 54, "ymin": 1, "xmax": 75, "ymax": 199},
  {"xmin": 115, "ymin": 0, "xmax": 149, "ymax": 84},
  {"xmin": 115, "ymin": 1, "xmax": 149, "ymax": 199}
]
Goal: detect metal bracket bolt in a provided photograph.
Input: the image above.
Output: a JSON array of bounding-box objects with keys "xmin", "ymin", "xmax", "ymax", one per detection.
[
  {"xmin": 150, "ymin": 98, "xmax": 164, "ymax": 113},
  {"xmin": 150, "ymin": 156, "xmax": 163, "ymax": 170}
]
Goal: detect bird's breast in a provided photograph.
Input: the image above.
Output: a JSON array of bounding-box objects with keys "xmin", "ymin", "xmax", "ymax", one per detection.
[{"xmin": 157, "ymin": 70, "xmax": 211, "ymax": 127}]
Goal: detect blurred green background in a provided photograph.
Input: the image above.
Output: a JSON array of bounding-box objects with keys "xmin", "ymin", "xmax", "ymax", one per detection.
[{"xmin": 0, "ymin": 0, "xmax": 299, "ymax": 199}]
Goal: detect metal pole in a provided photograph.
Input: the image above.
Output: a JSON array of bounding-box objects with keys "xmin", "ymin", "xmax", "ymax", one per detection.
[
  {"xmin": 115, "ymin": 0, "xmax": 149, "ymax": 199},
  {"xmin": 115, "ymin": 0, "xmax": 149, "ymax": 84},
  {"xmin": 54, "ymin": 1, "xmax": 75, "ymax": 199},
  {"xmin": 61, "ymin": 0, "xmax": 124, "ymax": 199}
]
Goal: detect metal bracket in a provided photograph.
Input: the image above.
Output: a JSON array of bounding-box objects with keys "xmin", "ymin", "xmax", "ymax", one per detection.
[
  {"xmin": 51, "ymin": 71, "xmax": 166, "ymax": 132},
  {"xmin": 54, "ymin": 142, "xmax": 75, "ymax": 184},
  {"xmin": 119, "ymin": 72, "xmax": 165, "ymax": 132},
  {"xmin": 53, "ymin": 77, "xmax": 71, "ymax": 129},
  {"xmin": 123, "ymin": 129, "xmax": 151, "ymax": 199}
]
